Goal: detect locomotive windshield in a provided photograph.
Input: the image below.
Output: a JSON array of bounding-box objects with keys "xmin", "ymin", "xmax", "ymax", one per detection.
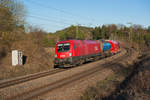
[{"xmin": 57, "ymin": 43, "xmax": 70, "ymax": 52}]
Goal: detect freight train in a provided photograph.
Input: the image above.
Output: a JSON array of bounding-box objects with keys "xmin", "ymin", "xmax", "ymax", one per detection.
[{"xmin": 54, "ymin": 39, "xmax": 119, "ymax": 68}]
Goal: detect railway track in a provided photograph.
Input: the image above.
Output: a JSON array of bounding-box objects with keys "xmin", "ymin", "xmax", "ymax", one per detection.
[
  {"xmin": 6, "ymin": 48, "xmax": 131, "ymax": 100},
  {"xmin": 0, "ymin": 53, "xmax": 112, "ymax": 89},
  {"xmin": 0, "ymin": 49, "xmax": 122, "ymax": 89},
  {"xmin": 0, "ymin": 68, "xmax": 67, "ymax": 89}
]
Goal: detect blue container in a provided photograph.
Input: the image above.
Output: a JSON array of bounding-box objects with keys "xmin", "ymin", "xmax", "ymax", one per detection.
[{"xmin": 102, "ymin": 43, "xmax": 111, "ymax": 52}]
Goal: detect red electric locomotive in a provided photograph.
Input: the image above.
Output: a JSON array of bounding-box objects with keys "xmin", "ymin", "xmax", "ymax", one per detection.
[
  {"xmin": 54, "ymin": 40, "xmax": 102, "ymax": 67},
  {"xmin": 54, "ymin": 39, "xmax": 120, "ymax": 68}
]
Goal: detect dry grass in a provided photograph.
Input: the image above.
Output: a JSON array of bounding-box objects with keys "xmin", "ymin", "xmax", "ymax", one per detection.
[
  {"xmin": 80, "ymin": 63, "xmax": 133, "ymax": 100},
  {"xmin": 0, "ymin": 39, "xmax": 55, "ymax": 80},
  {"xmin": 81, "ymin": 50, "xmax": 150, "ymax": 100},
  {"xmin": 109, "ymin": 56, "xmax": 150, "ymax": 100},
  {"xmin": 80, "ymin": 72, "xmax": 125, "ymax": 100}
]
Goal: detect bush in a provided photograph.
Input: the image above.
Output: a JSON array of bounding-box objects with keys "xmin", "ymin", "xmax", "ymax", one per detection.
[{"xmin": 81, "ymin": 87, "xmax": 98, "ymax": 100}]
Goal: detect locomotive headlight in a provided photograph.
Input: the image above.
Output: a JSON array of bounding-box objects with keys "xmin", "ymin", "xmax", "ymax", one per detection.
[
  {"xmin": 55, "ymin": 54, "xmax": 57, "ymax": 58},
  {"xmin": 69, "ymin": 53, "xmax": 72, "ymax": 57}
]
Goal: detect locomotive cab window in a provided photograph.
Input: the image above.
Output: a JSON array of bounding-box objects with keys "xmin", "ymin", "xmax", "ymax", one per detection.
[{"xmin": 57, "ymin": 43, "xmax": 70, "ymax": 52}]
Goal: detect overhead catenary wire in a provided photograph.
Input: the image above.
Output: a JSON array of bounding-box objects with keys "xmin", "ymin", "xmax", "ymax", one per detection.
[
  {"xmin": 1, "ymin": 0, "xmax": 97, "ymax": 32},
  {"xmin": 0, "ymin": 14, "xmax": 88, "ymax": 28},
  {"xmin": 27, "ymin": 15, "xmax": 72, "ymax": 25},
  {"xmin": 0, "ymin": 17, "xmax": 70, "ymax": 28},
  {"xmin": 0, "ymin": 18, "xmax": 68, "ymax": 29},
  {"xmin": 28, "ymin": 15, "xmax": 69, "ymax": 25},
  {"xmin": 21, "ymin": 0, "xmax": 78, "ymax": 23},
  {"xmin": 0, "ymin": 13, "xmax": 72, "ymax": 26},
  {"xmin": 28, "ymin": 21, "xmax": 69, "ymax": 29},
  {"xmin": 27, "ymin": 12, "xmax": 79, "ymax": 24},
  {"xmin": 24, "ymin": 0, "xmax": 78, "ymax": 23},
  {"xmin": 25, "ymin": 0, "xmax": 96, "ymax": 24}
]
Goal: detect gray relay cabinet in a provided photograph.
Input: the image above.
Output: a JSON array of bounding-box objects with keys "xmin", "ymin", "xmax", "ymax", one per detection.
[{"xmin": 12, "ymin": 50, "xmax": 23, "ymax": 66}]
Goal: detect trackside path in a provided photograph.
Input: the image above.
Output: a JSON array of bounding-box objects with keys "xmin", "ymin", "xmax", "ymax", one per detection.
[{"xmin": 0, "ymin": 69, "xmax": 67, "ymax": 89}]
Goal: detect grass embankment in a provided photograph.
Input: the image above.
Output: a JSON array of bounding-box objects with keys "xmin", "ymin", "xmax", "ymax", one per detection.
[
  {"xmin": 0, "ymin": 40, "xmax": 55, "ymax": 80},
  {"xmin": 81, "ymin": 50, "xmax": 150, "ymax": 100},
  {"xmin": 80, "ymin": 66, "xmax": 131, "ymax": 100}
]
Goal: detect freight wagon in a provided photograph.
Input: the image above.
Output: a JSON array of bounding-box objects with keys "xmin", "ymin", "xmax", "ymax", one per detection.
[{"xmin": 54, "ymin": 39, "xmax": 119, "ymax": 68}]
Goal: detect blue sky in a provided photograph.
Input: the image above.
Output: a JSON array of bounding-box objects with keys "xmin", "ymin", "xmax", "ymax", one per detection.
[{"xmin": 20, "ymin": 0, "xmax": 150, "ymax": 32}]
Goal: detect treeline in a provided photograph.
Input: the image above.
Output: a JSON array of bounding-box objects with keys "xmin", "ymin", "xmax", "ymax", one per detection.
[
  {"xmin": 43, "ymin": 25, "xmax": 93, "ymax": 47},
  {"xmin": 0, "ymin": 0, "xmax": 49, "ymax": 63},
  {"xmin": 44, "ymin": 24, "xmax": 150, "ymax": 49},
  {"xmin": 0, "ymin": 0, "xmax": 47, "ymax": 49},
  {"xmin": 0, "ymin": 0, "xmax": 150, "ymax": 49},
  {"xmin": 92, "ymin": 24, "xmax": 150, "ymax": 48},
  {"xmin": 0, "ymin": 0, "xmax": 53, "ymax": 77},
  {"xmin": 0, "ymin": 0, "xmax": 26, "ymax": 46}
]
